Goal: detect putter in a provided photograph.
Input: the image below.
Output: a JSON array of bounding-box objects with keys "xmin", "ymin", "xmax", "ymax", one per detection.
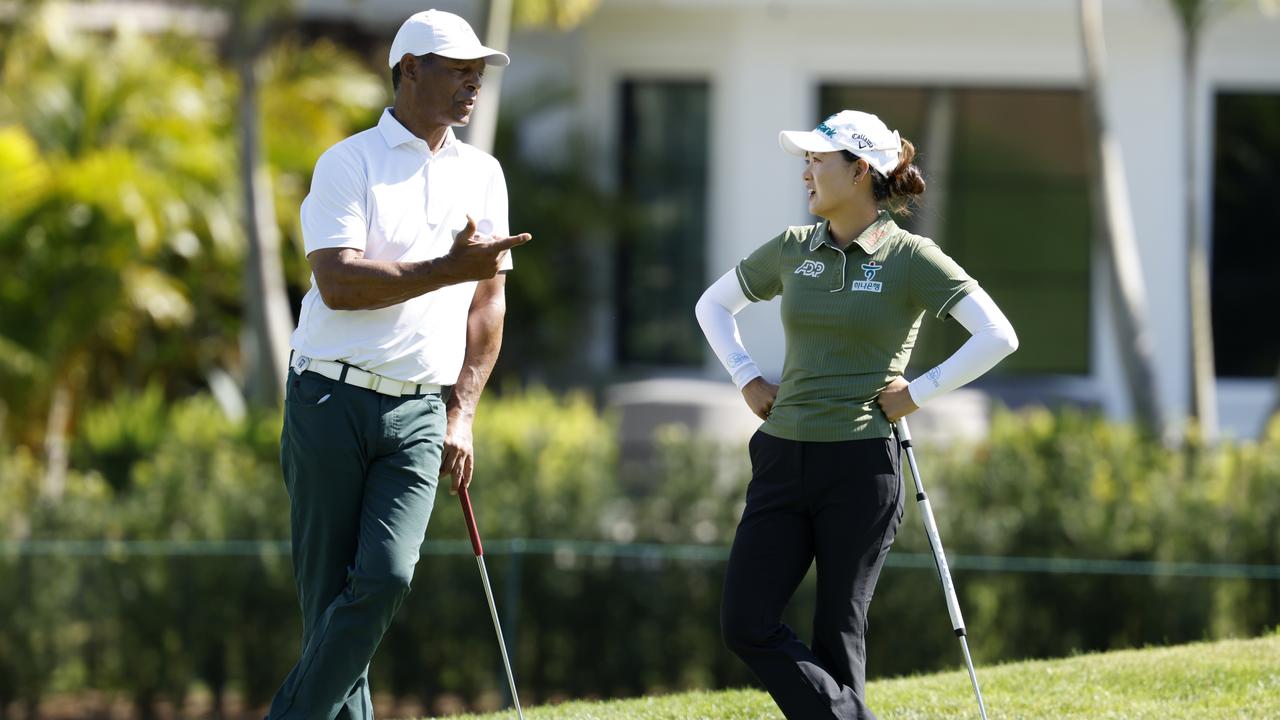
[
  {"xmin": 894, "ymin": 417, "xmax": 989, "ymax": 720},
  {"xmin": 459, "ymin": 486, "xmax": 526, "ymax": 719}
]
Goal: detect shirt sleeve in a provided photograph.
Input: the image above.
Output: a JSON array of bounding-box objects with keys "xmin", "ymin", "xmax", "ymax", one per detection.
[
  {"xmin": 908, "ymin": 239, "xmax": 979, "ymax": 319},
  {"xmin": 484, "ymin": 160, "xmax": 514, "ymax": 272},
  {"xmin": 735, "ymin": 231, "xmax": 785, "ymax": 302},
  {"xmin": 300, "ymin": 145, "xmax": 368, "ymax": 255},
  {"xmin": 695, "ymin": 269, "xmax": 762, "ymax": 389}
]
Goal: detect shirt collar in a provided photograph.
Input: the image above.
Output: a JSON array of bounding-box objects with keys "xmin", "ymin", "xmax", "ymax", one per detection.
[
  {"xmin": 809, "ymin": 212, "xmax": 898, "ymax": 254},
  {"xmin": 377, "ymin": 108, "xmax": 460, "ymax": 156}
]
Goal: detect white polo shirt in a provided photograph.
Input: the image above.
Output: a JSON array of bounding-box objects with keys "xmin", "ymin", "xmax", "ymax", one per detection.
[{"xmin": 290, "ymin": 108, "xmax": 514, "ymax": 385}]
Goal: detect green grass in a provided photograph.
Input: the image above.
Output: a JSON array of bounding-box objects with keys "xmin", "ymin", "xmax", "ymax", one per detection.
[{"xmin": 410, "ymin": 633, "xmax": 1280, "ymax": 719}]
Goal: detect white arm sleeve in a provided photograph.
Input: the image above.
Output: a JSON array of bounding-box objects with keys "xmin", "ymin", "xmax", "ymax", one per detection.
[
  {"xmin": 695, "ymin": 270, "xmax": 763, "ymax": 389},
  {"xmin": 907, "ymin": 288, "xmax": 1019, "ymax": 406}
]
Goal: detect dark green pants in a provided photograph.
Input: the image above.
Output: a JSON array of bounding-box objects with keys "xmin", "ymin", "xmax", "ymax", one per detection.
[{"xmin": 268, "ymin": 366, "xmax": 445, "ymax": 720}]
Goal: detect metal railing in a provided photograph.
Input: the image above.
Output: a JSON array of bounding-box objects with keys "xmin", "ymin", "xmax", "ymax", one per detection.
[{"xmin": 5, "ymin": 538, "xmax": 1279, "ymax": 579}]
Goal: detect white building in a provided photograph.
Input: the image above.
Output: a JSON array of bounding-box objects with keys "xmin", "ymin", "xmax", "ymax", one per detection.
[{"xmin": 309, "ymin": 0, "xmax": 1280, "ymax": 439}]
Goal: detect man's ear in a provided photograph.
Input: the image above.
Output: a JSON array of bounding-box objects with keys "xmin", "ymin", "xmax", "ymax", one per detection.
[{"xmin": 399, "ymin": 53, "xmax": 418, "ymax": 84}]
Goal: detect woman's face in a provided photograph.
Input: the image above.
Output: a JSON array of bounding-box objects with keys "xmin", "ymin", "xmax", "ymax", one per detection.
[{"xmin": 803, "ymin": 151, "xmax": 861, "ymax": 218}]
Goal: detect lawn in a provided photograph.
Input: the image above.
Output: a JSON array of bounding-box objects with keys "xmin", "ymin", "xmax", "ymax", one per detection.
[{"xmin": 411, "ymin": 633, "xmax": 1280, "ymax": 719}]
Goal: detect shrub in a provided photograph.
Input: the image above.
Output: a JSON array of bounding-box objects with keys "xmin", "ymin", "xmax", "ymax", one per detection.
[{"xmin": 4, "ymin": 395, "xmax": 1279, "ymax": 715}]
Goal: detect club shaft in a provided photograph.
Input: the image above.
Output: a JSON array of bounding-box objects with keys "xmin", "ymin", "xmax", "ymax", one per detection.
[
  {"xmin": 475, "ymin": 555, "xmax": 525, "ymax": 720},
  {"xmin": 905, "ymin": 451, "xmax": 967, "ymax": 634},
  {"xmin": 895, "ymin": 418, "xmax": 989, "ymax": 720},
  {"xmin": 459, "ymin": 489, "xmax": 524, "ymax": 719},
  {"xmin": 959, "ymin": 636, "xmax": 989, "ymax": 720}
]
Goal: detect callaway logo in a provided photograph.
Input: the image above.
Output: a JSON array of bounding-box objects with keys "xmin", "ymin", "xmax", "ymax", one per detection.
[
  {"xmin": 851, "ymin": 261, "xmax": 883, "ymax": 293},
  {"xmin": 794, "ymin": 260, "xmax": 825, "ymax": 277},
  {"xmin": 848, "ymin": 132, "xmax": 874, "ymax": 150}
]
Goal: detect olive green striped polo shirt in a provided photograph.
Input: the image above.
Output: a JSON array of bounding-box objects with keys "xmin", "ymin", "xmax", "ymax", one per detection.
[{"xmin": 736, "ymin": 212, "xmax": 978, "ymax": 442}]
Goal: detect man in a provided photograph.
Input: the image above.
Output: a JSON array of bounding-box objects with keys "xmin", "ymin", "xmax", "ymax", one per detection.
[{"xmin": 266, "ymin": 10, "xmax": 530, "ymax": 720}]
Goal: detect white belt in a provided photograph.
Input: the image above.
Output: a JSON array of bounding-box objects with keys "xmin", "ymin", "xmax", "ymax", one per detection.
[{"xmin": 291, "ymin": 355, "xmax": 441, "ymax": 398}]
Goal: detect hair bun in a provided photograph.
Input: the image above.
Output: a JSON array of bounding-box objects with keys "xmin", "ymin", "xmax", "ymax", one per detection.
[
  {"xmin": 870, "ymin": 138, "xmax": 926, "ymax": 214},
  {"xmin": 887, "ymin": 140, "xmax": 926, "ymax": 199}
]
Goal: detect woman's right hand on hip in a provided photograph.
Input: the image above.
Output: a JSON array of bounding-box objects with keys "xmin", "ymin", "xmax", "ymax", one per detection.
[{"xmin": 741, "ymin": 376, "xmax": 779, "ymax": 421}]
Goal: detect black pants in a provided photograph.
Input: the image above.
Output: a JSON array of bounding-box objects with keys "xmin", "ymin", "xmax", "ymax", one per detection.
[{"xmin": 721, "ymin": 431, "xmax": 905, "ymax": 720}]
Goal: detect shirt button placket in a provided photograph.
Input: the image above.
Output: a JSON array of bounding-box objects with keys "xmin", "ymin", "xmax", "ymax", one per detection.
[{"xmin": 423, "ymin": 152, "xmax": 436, "ymax": 225}]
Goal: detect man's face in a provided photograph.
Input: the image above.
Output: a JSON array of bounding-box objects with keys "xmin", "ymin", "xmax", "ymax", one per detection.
[{"xmin": 404, "ymin": 54, "xmax": 486, "ymax": 127}]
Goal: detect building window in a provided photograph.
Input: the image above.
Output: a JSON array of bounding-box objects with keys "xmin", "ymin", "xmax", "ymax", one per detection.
[
  {"xmin": 819, "ymin": 86, "xmax": 1094, "ymax": 376},
  {"xmin": 617, "ymin": 80, "xmax": 710, "ymax": 367},
  {"xmin": 1212, "ymin": 91, "xmax": 1280, "ymax": 378}
]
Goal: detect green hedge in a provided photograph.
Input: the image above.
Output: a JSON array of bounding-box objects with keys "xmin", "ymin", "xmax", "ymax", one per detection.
[
  {"xmin": 1, "ymin": 392, "xmax": 1278, "ymax": 716},
  {"xmin": 865, "ymin": 409, "xmax": 1280, "ymax": 677}
]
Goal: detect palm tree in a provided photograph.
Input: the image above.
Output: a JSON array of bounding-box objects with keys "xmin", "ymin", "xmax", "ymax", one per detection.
[
  {"xmin": 1169, "ymin": 0, "xmax": 1220, "ymax": 440},
  {"xmin": 1077, "ymin": 0, "xmax": 1164, "ymax": 434},
  {"xmin": 465, "ymin": 0, "xmax": 602, "ymax": 154},
  {"xmin": 225, "ymin": 0, "xmax": 294, "ymax": 410},
  {"xmin": 0, "ymin": 6, "xmax": 384, "ymax": 491},
  {"xmin": 221, "ymin": 0, "xmax": 390, "ymax": 410},
  {"xmin": 0, "ymin": 8, "xmax": 240, "ymax": 494}
]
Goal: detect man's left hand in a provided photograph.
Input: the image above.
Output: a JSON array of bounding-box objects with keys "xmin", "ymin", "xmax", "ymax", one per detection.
[
  {"xmin": 442, "ymin": 413, "xmax": 475, "ymax": 495},
  {"xmin": 876, "ymin": 376, "xmax": 919, "ymax": 423}
]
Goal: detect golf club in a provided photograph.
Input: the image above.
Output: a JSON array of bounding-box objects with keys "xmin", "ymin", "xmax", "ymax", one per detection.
[
  {"xmin": 894, "ymin": 417, "xmax": 989, "ymax": 720},
  {"xmin": 458, "ymin": 486, "xmax": 526, "ymax": 720}
]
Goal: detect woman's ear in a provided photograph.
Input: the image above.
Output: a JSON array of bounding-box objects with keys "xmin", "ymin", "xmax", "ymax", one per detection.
[{"xmin": 852, "ymin": 158, "xmax": 868, "ymax": 186}]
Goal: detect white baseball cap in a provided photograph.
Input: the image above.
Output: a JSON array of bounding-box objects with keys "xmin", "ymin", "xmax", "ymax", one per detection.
[
  {"xmin": 388, "ymin": 10, "xmax": 510, "ymax": 69},
  {"xmin": 779, "ymin": 110, "xmax": 903, "ymax": 176}
]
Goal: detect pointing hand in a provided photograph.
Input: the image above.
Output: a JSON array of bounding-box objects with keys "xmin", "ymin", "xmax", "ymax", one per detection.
[{"xmin": 443, "ymin": 215, "xmax": 532, "ymax": 282}]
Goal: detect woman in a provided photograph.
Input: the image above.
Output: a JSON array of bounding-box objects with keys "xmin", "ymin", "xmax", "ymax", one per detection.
[{"xmin": 694, "ymin": 110, "xmax": 1018, "ymax": 720}]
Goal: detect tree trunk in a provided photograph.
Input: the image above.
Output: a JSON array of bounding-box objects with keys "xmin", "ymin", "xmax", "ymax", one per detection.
[
  {"xmin": 40, "ymin": 377, "xmax": 72, "ymax": 499},
  {"xmin": 1078, "ymin": 0, "xmax": 1164, "ymax": 433},
  {"xmin": 917, "ymin": 88, "xmax": 955, "ymax": 246},
  {"xmin": 237, "ymin": 33, "xmax": 293, "ymax": 410},
  {"xmin": 463, "ymin": 0, "xmax": 513, "ymax": 155},
  {"xmin": 1268, "ymin": 359, "xmax": 1280, "ymax": 433},
  {"xmin": 1180, "ymin": 5, "xmax": 1219, "ymax": 440}
]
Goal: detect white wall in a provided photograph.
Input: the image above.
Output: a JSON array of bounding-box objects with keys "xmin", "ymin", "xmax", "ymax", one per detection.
[{"xmin": 555, "ymin": 0, "xmax": 1280, "ymax": 436}]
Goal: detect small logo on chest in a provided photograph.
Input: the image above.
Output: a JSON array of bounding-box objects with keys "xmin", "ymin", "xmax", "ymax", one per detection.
[
  {"xmin": 851, "ymin": 261, "xmax": 883, "ymax": 293},
  {"xmin": 794, "ymin": 260, "xmax": 826, "ymax": 278}
]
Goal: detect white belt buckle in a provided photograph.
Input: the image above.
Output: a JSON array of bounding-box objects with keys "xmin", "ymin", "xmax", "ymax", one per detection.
[{"xmin": 291, "ymin": 354, "xmax": 311, "ymax": 376}]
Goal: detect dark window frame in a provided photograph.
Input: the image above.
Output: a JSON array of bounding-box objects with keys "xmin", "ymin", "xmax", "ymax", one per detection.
[
  {"xmin": 1210, "ymin": 89, "xmax": 1280, "ymax": 379},
  {"xmin": 615, "ymin": 78, "xmax": 712, "ymax": 368}
]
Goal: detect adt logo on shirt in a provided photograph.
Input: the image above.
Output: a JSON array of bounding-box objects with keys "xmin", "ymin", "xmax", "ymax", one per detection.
[
  {"xmin": 794, "ymin": 260, "xmax": 825, "ymax": 278},
  {"xmin": 851, "ymin": 261, "xmax": 883, "ymax": 293}
]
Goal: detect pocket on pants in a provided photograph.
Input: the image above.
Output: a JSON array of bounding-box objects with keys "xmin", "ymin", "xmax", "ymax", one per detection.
[{"xmin": 287, "ymin": 371, "xmax": 337, "ymax": 407}]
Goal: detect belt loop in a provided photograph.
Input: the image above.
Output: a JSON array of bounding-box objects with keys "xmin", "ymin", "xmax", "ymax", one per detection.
[{"xmin": 338, "ymin": 363, "xmax": 350, "ymax": 383}]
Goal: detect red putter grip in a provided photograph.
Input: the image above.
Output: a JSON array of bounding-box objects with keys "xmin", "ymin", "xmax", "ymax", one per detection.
[{"xmin": 459, "ymin": 487, "xmax": 484, "ymax": 557}]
